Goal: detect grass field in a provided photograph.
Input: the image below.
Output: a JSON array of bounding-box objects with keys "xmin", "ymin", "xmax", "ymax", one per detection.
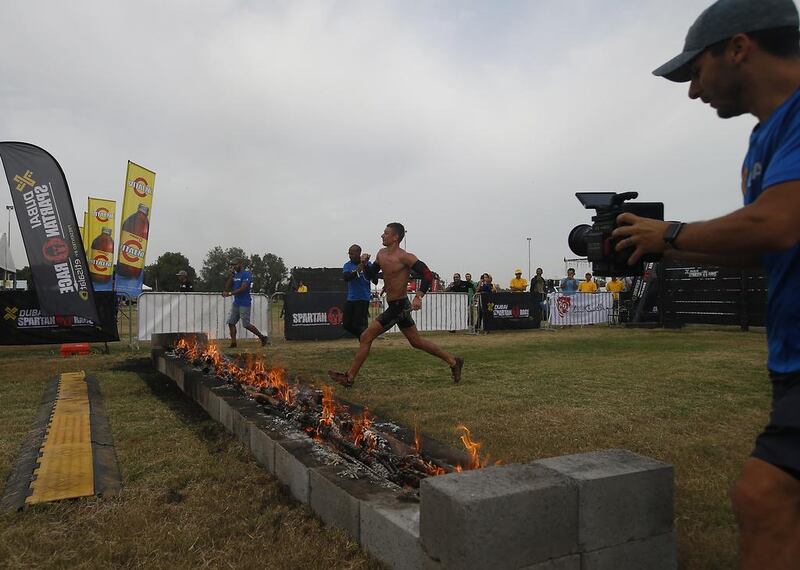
[{"xmin": 0, "ymin": 324, "xmax": 771, "ymax": 569}]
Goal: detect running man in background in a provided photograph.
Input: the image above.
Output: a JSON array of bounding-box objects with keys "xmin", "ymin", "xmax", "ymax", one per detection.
[
  {"xmin": 222, "ymin": 257, "xmax": 268, "ymax": 348},
  {"xmin": 329, "ymin": 223, "xmax": 464, "ymax": 386}
]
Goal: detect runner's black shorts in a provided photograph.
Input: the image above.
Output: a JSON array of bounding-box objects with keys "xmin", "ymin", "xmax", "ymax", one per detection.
[
  {"xmin": 752, "ymin": 370, "xmax": 800, "ymax": 480},
  {"xmin": 377, "ymin": 298, "xmax": 415, "ymax": 330}
]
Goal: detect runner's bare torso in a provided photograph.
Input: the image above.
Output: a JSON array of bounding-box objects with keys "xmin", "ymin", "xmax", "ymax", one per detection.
[{"xmin": 375, "ymin": 246, "xmax": 418, "ymax": 302}]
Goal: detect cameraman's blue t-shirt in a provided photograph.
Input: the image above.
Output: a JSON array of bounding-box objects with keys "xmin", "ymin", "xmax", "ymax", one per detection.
[
  {"xmin": 743, "ymin": 88, "xmax": 800, "ymax": 374},
  {"xmin": 343, "ymin": 261, "xmax": 372, "ymax": 301},
  {"xmin": 232, "ymin": 269, "xmax": 252, "ymax": 307}
]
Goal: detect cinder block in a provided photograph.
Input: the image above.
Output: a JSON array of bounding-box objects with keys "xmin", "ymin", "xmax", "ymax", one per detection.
[
  {"xmin": 218, "ymin": 396, "xmax": 235, "ymax": 434},
  {"xmin": 274, "ymin": 439, "xmax": 327, "ymax": 504},
  {"xmin": 164, "ymin": 358, "xmax": 185, "ymax": 390},
  {"xmin": 420, "ymin": 464, "xmax": 578, "ymax": 570},
  {"xmin": 231, "ymin": 401, "xmax": 263, "ymax": 445},
  {"xmin": 361, "ymin": 497, "xmax": 427, "ymax": 570},
  {"xmin": 520, "ymin": 555, "xmax": 581, "ymax": 570},
  {"xmin": 535, "ymin": 449, "xmax": 673, "ymax": 551},
  {"xmin": 581, "ymin": 531, "xmax": 677, "ymax": 570},
  {"xmin": 250, "ymin": 427, "xmax": 277, "ymax": 473},
  {"xmin": 156, "ymin": 355, "xmax": 167, "ymax": 375}
]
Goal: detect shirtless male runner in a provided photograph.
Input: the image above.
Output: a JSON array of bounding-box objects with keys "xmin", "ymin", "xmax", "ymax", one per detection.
[{"xmin": 328, "ymin": 222, "xmax": 464, "ymax": 387}]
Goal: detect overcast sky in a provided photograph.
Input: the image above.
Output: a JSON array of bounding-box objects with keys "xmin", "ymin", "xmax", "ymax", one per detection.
[{"xmin": 0, "ymin": 0, "xmax": 767, "ymax": 285}]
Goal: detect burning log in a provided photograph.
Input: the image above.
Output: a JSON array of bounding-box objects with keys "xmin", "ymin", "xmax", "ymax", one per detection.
[{"xmin": 169, "ymin": 337, "xmax": 497, "ymax": 489}]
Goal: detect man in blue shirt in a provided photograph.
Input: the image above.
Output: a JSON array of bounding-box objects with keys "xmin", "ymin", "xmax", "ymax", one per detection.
[
  {"xmin": 222, "ymin": 257, "xmax": 268, "ymax": 348},
  {"xmin": 342, "ymin": 244, "xmax": 376, "ymax": 337},
  {"xmin": 559, "ymin": 268, "xmax": 579, "ymax": 295},
  {"xmin": 613, "ymin": 1, "xmax": 800, "ymax": 566}
]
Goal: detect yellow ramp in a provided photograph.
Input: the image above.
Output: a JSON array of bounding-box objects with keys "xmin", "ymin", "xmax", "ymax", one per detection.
[{"xmin": 26, "ymin": 371, "xmax": 95, "ymax": 504}]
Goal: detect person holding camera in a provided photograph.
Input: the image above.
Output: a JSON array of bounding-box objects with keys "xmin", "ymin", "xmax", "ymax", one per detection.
[
  {"xmin": 612, "ymin": 1, "xmax": 800, "ymax": 566},
  {"xmin": 222, "ymin": 257, "xmax": 268, "ymax": 348},
  {"xmin": 560, "ymin": 268, "xmax": 579, "ymax": 295}
]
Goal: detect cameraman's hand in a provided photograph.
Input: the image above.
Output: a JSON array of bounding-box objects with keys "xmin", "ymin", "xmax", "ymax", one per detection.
[{"xmin": 612, "ymin": 214, "xmax": 670, "ymax": 265}]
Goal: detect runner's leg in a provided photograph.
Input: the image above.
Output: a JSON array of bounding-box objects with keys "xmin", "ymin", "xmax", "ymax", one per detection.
[
  {"xmin": 401, "ymin": 325, "xmax": 456, "ymax": 367},
  {"xmin": 346, "ymin": 319, "xmax": 385, "ymax": 379}
]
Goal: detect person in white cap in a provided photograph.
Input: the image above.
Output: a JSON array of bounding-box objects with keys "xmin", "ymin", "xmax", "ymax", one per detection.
[{"xmin": 612, "ymin": 0, "xmax": 800, "ymax": 566}]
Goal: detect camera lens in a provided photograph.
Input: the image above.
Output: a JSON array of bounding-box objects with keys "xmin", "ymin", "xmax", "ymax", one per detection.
[{"xmin": 568, "ymin": 224, "xmax": 591, "ymax": 256}]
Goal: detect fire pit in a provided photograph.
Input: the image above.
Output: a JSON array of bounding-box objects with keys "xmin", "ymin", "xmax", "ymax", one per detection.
[{"xmin": 152, "ymin": 333, "xmax": 677, "ymax": 570}]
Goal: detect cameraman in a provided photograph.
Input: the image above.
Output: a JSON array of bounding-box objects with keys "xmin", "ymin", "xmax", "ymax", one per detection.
[{"xmin": 612, "ymin": 1, "xmax": 800, "ymax": 566}]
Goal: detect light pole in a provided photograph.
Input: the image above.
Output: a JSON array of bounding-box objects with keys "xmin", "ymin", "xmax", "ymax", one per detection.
[
  {"xmin": 526, "ymin": 237, "xmax": 532, "ymax": 280},
  {"xmin": 5, "ymin": 205, "xmax": 13, "ymax": 289}
]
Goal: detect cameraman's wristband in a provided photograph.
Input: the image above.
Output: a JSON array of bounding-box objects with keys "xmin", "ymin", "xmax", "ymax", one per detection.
[{"xmin": 663, "ymin": 222, "xmax": 685, "ymax": 250}]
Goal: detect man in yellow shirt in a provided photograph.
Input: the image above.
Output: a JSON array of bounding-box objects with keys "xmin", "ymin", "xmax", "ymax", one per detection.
[
  {"xmin": 606, "ymin": 276, "xmax": 625, "ymax": 300},
  {"xmin": 578, "ymin": 272, "xmax": 597, "ymax": 293},
  {"xmin": 297, "ymin": 281, "xmax": 308, "ymax": 293},
  {"xmin": 509, "ymin": 269, "xmax": 528, "ymax": 292}
]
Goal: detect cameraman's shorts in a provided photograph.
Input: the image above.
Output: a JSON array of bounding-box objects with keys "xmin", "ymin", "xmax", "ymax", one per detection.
[
  {"xmin": 227, "ymin": 303, "xmax": 252, "ymax": 327},
  {"xmin": 752, "ymin": 370, "xmax": 800, "ymax": 480}
]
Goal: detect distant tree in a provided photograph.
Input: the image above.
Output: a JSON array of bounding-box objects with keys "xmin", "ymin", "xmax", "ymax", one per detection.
[
  {"xmin": 143, "ymin": 252, "xmax": 196, "ymax": 292},
  {"xmin": 249, "ymin": 253, "xmax": 288, "ymax": 294},
  {"xmin": 199, "ymin": 246, "xmax": 247, "ymax": 292}
]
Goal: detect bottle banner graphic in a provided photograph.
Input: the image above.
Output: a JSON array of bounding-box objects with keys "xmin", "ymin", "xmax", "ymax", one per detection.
[
  {"xmin": 0, "ymin": 141, "xmax": 99, "ymax": 323},
  {"xmin": 115, "ymin": 161, "xmax": 155, "ymax": 298},
  {"xmin": 87, "ymin": 197, "xmax": 116, "ymax": 291}
]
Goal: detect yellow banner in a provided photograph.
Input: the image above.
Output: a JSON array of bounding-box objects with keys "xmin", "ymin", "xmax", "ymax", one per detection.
[
  {"xmin": 116, "ymin": 161, "xmax": 155, "ymax": 281},
  {"xmin": 82, "ymin": 212, "xmax": 89, "ymax": 252},
  {"xmin": 87, "ymin": 198, "xmax": 116, "ymax": 285}
]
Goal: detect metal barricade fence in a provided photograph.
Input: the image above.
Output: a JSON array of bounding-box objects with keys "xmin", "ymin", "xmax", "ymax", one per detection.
[
  {"xmin": 382, "ymin": 292, "xmax": 470, "ymax": 333},
  {"xmin": 138, "ymin": 292, "xmax": 271, "ymax": 341},
  {"xmin": 546, "ymin": 292, "xmax": 615, "ymax": 326}
]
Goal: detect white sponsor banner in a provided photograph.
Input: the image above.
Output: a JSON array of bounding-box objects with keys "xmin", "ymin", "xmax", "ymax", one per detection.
[
  {"xmin": 547, "ymin": 292, "xmax": 613, "ymax": 326},
  {"xmin": 383, "ymin": 292, "xmax": 470, "ymax": 333},
  {"xmin": 138, "ymin": 292, "xmax": 270, "ymax": 341}
]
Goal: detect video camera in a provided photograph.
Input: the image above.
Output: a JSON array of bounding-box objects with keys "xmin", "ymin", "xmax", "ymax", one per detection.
[{"xmin": 568, "ymin": 192, "xmax": 664, "ymax": 277}]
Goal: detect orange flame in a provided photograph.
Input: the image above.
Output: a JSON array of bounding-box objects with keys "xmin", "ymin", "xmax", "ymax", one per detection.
[
  {"xmin": 352, "ymin": 409, "xmax": 373, "ymax": 448},
  {"xmin": 319, "ymin": 385, "xmax": 336, "ymax": 428},
  {"xmin": 456, "ymin": 425, "xmax": 493, "ymax": 470}
]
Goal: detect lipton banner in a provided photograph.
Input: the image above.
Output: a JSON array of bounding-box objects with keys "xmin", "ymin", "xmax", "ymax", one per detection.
[
  {"xmin": 0, "ymin": 142, "xmax": 99, "ymax": 322},
  {"xmin": 115, "ymin": 161, "xmax": 155, "ymax": 298},
  {"xmin": 87, "ymin": 197, "xmax": 116, "ymax": 291}
]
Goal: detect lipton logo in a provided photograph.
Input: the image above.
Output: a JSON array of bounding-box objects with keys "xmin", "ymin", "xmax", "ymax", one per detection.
[
  {"xmin": 327, "ymin": 306, "xmax": 343, "ymax": 326},
  {"xmin": 120, "ymin": 239, "xmax": 145, "ymax": 263},
  {"xmin": 42, "ymin": 237, "xmax": 70, "ymax": 263},
  {"xmin": 94, "ymin": 207, "xmax": 112, "ymax": 222},
  {"xmin": 557, "ymin": 295, "xmax": 572, "ymax": 317},
  {"xmin": 129, "ymin": 177, "xmax": 152, "ymax": 198}
]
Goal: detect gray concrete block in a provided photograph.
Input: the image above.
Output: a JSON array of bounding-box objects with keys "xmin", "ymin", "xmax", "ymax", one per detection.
[
  {"xmin": 156, "ymin": 355, "xmax": 167, "ymax": 375},
  {"xmin": 250, "ymin": 426, "xmax": 277, "ymax": 473},
  {"xmin": 580, "ymin": 531, "xmax": 677, "ymax": 570},
  {"xmin": 274, "ymin": 439, "xmax": 327, "ymax": 504},
  {"xmin": 535, "ymin": 449, "xmax": 673, "ymax": 551},
  {"xmin": 420, "ymin": 464, "xmax": 578, "ymax": 570},
  {"xmin": 521, "ymin": 554, "xmax": 581, "ymax": 570},
  {"xmin": 361, "ymin": 497, "xmax": 427, "ymax": 570},
  {"xmin": 230, "ymin": 401, "xmax": 262, "ymax": 445},
  {"xmin": 165, "ymin": 358, "xmax": 185, "ymax": 390},
  {"xmin": 217, "ymin": 396, "xmax": 235, "ymax": 434}
]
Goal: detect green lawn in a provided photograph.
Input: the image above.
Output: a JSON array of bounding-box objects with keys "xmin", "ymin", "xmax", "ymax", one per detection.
[{"xmin": 0, "ymin": 325, "xmax": 771, "ymax": 569}]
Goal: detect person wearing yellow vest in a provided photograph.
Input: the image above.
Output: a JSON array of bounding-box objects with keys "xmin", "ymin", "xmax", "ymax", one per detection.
[
  {"xmin": 578, "ymin": 272, "xmax": 597, "ymax": 293},
  {"xmin": 606, "ymin": 276, "xmax": 625, "ymax": 300},
  {"xmin": 509, "ymin": 269, "xmax": 528, "ymax": 292},
  {"xmin": 297, "ymin": 281, "xmax": 308, "ymax": 293}
]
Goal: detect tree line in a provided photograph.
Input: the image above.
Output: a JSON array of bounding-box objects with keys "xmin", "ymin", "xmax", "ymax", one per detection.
[{"xmin": 143, "ymin": 247, "xmax": 288, "ymax": 293}]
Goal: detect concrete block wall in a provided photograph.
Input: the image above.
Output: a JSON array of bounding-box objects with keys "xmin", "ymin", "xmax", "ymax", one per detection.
[{"xmin": 154, "ymin": 352, "xmax": 676, "ymax": 570}]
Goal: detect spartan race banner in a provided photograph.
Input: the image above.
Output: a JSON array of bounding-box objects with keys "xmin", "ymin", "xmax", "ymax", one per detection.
[
  {"xmin": 0, "ymin": 291, "xmax": 118, "ymax": 345},
  {"xmin": 481, "ymin": 291, "xmax": 540, "ymax": 330},
  {"xmin": 0, "ymin": 142, "xmax": 99, "ymax": 322},
  {"xmin": 284, "ymin": 291, "xmax": 346, "ymax": 340}
]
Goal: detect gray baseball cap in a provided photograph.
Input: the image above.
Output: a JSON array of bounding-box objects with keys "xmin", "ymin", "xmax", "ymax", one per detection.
[{"xmin": 653, "ymin": 0, "xmax": 799, "ymax": 83}]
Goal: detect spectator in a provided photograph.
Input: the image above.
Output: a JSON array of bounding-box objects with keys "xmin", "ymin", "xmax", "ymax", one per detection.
[
  {"xmin": 297, "ymin": 281, "xmax": 308, "ymax": 293},
  {"xmin": 560, "ymin": 268, "xmax": 579, "ymax": 295},
  {"xmin": 578, "ymin": 272, "xmax": 598, "ymax": 293},
  {"xmin": 475, "ymin": 273, "xmax": 494, "ymax": 333},
  {"xmin": 606, "ymin": 276, "xmax": 625, "ymax": 300},
  {"xmin": 222, "ymin": 257, "xmax": 268, "ymax": 348},
  {"xmin": 530, "ymin": 267, "xmax": 546, "ymax": 321},
  {"xmin": 509, "ymin": 268, "xmax": 528, "ymax": 292},
  {"xmin": 464, "ymin": 273, "xmax": 476, "ymax": 296},
  {"xmin": 447, "ymin": 273, "xmax": 469, "ymax": 293},
  {"xmin": 176, "ymin": 270, "xmax": 193, "ymax": 292}
]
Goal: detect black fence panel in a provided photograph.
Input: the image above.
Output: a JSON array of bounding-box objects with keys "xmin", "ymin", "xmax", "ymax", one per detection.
[{"xmin": 660, "ymin": 263, "xmax": 767, "ymax": 329}]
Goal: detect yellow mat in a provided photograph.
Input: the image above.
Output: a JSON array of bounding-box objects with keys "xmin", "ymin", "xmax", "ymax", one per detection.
[{"xmin": 26, "ymin": 371, "xmax": 94, "ymax": 504}]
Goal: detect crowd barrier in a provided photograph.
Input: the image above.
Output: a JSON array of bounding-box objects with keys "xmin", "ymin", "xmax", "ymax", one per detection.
[
  {"xmin": 138, "ymin": 292, "xmax": 271, "ymax": 341},
  {"xmin": 383, "ymin": 292, "xmax": 470, "ymax": 333},
  {"xmin": 547, "ymin": 292, "xmax": 615, "ymax": 326}
]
